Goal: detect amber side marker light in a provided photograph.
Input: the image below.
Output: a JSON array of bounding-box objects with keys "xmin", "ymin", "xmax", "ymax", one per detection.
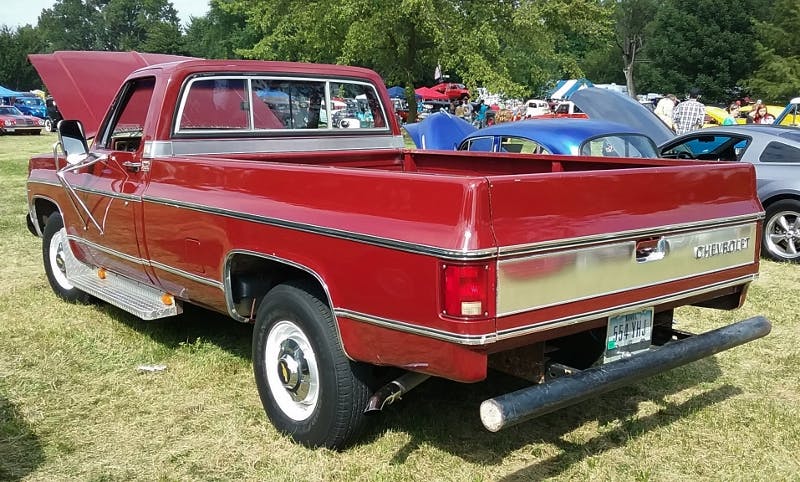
[
  {"xmin": 97, "ymin": 268, "xmax": 107, "ymax": 280},
  {"xmin": 161, "ymin": 294, "xmax": 174, "ymax": 306},
  {"xmin": 441, "ymin": 263, "xmax": 490, "ymax": 318}
]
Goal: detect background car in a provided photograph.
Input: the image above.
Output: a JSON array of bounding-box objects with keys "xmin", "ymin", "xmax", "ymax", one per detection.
[
  {"xmin": 430, "ymin": 82, "xmax": 470, "ymax": 100},
  {"xmin": 0, "ymin": 105, "xmax": 44, "ymax": 135},
  {"xmin": 572, "ymin": 88, "xmax": 800, "ymax": 263},
  {"xmin": 13, "ymin": 95, "xmax": 47, "ymax": 119},
  {"xmin": 44, "ymin": 96, "xmax": 63, "ymax": 132}
]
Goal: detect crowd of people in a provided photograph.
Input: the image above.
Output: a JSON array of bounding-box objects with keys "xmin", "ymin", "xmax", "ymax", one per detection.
[{"xmin": 654, "ymin": 88, "xmax": 777, "ymax": 134}]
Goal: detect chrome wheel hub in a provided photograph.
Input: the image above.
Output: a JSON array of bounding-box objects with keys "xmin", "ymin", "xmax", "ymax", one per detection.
[
  {"xmin": 264, "ymin": 320, "xmax": 319, "ymax": 421},
  {"xmin": 767, "ymin": 211, "xmax": 800, "ymax": 258},
  {"xmin": 276, "ymin": 339, "xmax": 310, "ymax": 401}
]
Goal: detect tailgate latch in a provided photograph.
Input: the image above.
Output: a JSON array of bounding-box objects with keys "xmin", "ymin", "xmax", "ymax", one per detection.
[{"xmin": 635, "ymin": 237, "xmax": 668, "ymax": 263}]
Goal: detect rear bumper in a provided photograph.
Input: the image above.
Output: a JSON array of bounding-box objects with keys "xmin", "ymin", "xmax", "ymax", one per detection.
[{"xmin": 480, "ymin": 315, "xmax": 771, "ymax": 432}]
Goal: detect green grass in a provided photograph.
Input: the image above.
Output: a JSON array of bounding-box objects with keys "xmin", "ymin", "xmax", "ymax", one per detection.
[{"xmin": 1, "ymin": 133, "xmax": 798, "ymax": 480}]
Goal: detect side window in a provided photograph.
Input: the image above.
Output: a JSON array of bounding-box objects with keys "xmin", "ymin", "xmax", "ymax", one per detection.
[
  {"xmin": 460, "ymin": 137, "xmax": 494, "ymax": 152},
  {"xmin": 330, "ymin": 83, "xmax": 386, "ymax": 129},
  {"xmin": 101, "ymin": 77, "xmax": 155, "ymax": 151},
  {"xmin": 500, "ymin": 136, "xmax": 550, "ymax": 154},
  {"xmin": 252, "ymin": 79, "xmax": 325, "ymax": 129},
  {"xmin": 760, "ymin": 141, "xmax": 800, "ymax": 163},
  {"xmin": 581, "ymin": 135, "xmax": 658, "ymax": 158},
  {"xmin": 179, "ymin": 78, "xmax": 248, "ymax": 130}
]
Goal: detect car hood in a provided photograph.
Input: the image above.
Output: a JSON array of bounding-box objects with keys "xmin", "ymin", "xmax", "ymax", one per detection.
[
  {"xmin": 28, "ymin": 50, "xmax": 195, "ymax": 137},
  {"xmin": 570, "ymin": 88, "xmax": 676, "ymax": 145},
  {"xmin": 405, "ymin": 88, "xmax": 676, "ymax": 151},
  {"xmin": 403, "ymin": 112, "xmax": 477, "ymax": 149}
]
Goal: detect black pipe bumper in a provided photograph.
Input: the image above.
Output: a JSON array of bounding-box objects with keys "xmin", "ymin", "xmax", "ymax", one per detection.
[{"xmin": 480, "ymin": 316, "xmax": 771, "ymax": 432}]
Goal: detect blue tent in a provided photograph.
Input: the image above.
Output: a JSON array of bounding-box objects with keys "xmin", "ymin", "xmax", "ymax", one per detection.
[
  {"xmin": 548, "ymin": 79, "xmax": 594, "ymax": 100},
  {"xmin": 386, "ymin": 86, "xmax": 406, "ymax": 98},
  {"xmin": 0, "ymin": 85, "xmax": 25, "ymax": 98}
]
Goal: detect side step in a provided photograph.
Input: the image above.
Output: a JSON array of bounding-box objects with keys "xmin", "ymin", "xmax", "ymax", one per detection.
[{"xmin": 64, "ymin": 241, "xmax": 181, "ymax": 320}]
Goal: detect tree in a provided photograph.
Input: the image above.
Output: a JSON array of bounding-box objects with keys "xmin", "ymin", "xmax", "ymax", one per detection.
[
  {"xmin": 641, "ymin": 0, "xmax": 761, "ymax": 103},
  {"xmin": 0, "ymin": 25, "xmax": 46, "ymax": 90},
  {"xmin": 746, "ymin": 0, "xmax": 800, "ymax": 102},
  {"xmin": 612, "ymin": 0, "xmax": 657, "ymax": 98},
  {"xmin": 38, "ymin": 0, "xmax": 184, "ymax": 53},
  {"xmin": 184, "ymin": 0, "xmax": 258, "ymax": 59}
]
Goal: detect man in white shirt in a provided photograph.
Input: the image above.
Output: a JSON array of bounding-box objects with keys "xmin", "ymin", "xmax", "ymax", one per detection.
[{"xmin": 654, "ymin": 94, "xmax": 677, "ymax": 130}]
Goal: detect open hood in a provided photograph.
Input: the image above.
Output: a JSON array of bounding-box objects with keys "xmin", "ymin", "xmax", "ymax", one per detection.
[
  {"xmin": 402, "ymin": 112, "xmax": 476, "ymax": 150},
  {"xmin": 29, "ymin": 51, "xmax": 195, "ymax": 137},
  {"xmin": 570, "ymin": 87, "xmax": 675, "ymax": 146}
]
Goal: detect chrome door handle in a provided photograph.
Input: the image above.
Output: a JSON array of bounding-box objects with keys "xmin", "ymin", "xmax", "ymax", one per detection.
[{"xmin": 121, "ymin": 161, "xmax": 142, "ymax": 172}]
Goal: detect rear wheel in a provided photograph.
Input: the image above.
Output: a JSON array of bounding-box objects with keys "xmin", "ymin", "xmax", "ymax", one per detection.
[
  {"xmin": 762, "ymin": 200, "xmax": 800, "ymax": 262},
  {"xmin": 252, "ymin": 281, "xmax": 371, "ymax": 449},
  {"xmin": 42, "ymin": 214, "xmax": 90, "ymax": 302}
]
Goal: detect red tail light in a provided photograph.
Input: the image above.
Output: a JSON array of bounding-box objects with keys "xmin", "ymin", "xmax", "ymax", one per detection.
[{"xmin": 441, "ymin": 263, "xmax": 490, "ymax": 319}]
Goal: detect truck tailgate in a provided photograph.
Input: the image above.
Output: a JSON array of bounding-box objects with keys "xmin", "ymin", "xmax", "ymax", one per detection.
[{"xmin": 486, "ymin": 162, "xmax": 762, "ymax": 328}]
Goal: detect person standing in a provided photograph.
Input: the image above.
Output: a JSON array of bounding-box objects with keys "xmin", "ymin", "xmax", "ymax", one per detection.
[
  {"xmin": 722, "ymin": 103, "xmax": 740, "ymax": 125},
  {"xmin": 461, "ymin": 99, "xmax": 473, "ymax": 122},
  {"xmin": 654, "ymin": 94, "xmax": 677, "ymax": 130},
  {"xmin": 752, "ymin": 103, "xmax": 775, "ymax": 124},
  {"xmin": 474, "ymin": 99, "xmax": 489, "ymax": 128},
  {"xmin": 672, "ymin": 88, "xmax": 705, "ymax": 134}
]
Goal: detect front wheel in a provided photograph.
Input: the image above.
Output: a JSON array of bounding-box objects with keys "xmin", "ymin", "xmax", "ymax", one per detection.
[
  {"xmin": 252, "ymin": 281, "xmax": 371, "ymax": 449},
  {"xmin": 42, "ymin": 214, "xmax": 91, "ymax": 303},
  {"xmin": 762, "ymin": 200, "xmax": 800, "ymax": 262}
]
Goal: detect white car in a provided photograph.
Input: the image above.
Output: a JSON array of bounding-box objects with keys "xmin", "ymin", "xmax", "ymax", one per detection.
[{"xmin": 524, "ymin": 99, "xmax": 550, "ymax": 118}]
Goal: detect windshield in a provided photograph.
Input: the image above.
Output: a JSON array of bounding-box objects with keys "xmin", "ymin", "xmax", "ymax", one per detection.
[
  {"xmin": 15, "ymin": 97, "xmax": 43, "ymax": 106},
  {"xmin": 0, "ymin": 106, "xmax": 23, "ymax": 115},
  {"xmin": 580, "ymin": 134, "xmax": 659, "ymax": 158}
]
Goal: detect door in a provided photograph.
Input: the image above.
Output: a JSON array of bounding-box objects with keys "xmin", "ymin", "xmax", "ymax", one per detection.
[{"xmin": 65, "ymin": 77, "xmax": 155, "ymax": 283}]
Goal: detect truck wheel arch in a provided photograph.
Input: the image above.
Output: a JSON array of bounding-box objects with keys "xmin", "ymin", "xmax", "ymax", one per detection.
[
  {"xmin": 30, "ymin": 196, "xmax": 62, "ymax": 237},
  {"xmin": 223, "ymin": 250, "xmax": 344, "ymax": 342}
]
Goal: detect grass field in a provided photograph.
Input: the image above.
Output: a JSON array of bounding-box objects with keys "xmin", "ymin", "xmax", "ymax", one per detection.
[{"xmin": 1, "ymin": 133, "xmax": 798, "ymax": 481}]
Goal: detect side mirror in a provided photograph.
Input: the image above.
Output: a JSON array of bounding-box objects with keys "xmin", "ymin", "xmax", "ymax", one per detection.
[{"xmin": 58, "ymin": 120, "xmax": 89, "ymax": 165}]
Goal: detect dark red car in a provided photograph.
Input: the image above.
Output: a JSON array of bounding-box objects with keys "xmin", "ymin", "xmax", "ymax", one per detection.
[
  {"xmin": 430, "ymin": 82, "xmax": 470, "ymax": 100},
  {"xmin": 0, "ymin": 105, "xmax": 43, "ymax": 135}
]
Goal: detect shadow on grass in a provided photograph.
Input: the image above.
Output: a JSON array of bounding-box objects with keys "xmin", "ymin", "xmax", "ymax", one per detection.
[
  {"xmin": 0, "ymin": 395, "xmax": 44, "ymax": 481},
  {"xmin": 102, "ymin": 303, "xmax": 253, "ymax": 360},
  {"xmin": 367, "ymin": 357, "xmax": 731, "ymax": 468}
]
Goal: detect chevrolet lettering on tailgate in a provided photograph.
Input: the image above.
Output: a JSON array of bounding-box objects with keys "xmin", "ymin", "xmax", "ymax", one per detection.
[{"xmin": 694, "ymin": 237, "xmax": 751, "ymax": 259}]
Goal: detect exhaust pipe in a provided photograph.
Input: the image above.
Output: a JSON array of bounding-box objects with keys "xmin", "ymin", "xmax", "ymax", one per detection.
[
  {"xmin": 480, "ymin": 316, "xmax": 771, "ymax": 432},
  {"xmin": 365, "ymin": 371, "xmax": 430, "ymax": 413}
]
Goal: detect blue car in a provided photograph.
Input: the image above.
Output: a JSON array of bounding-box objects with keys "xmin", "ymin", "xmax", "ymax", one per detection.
[
  {"xmin": 14, "ymin": 95, "xmax": 47, "ymax": 119},
  {"xmin": 403, "ymin": 112, "xmax": 660, "ymax": 158}
]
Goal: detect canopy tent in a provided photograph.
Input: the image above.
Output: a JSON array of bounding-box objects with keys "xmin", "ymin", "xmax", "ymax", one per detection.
[
  {"xmin": 548, "ymin": 79, "xmax": 594, "ymax": 100},
  {"xmin": 414, "ymin": 86, "xmax": 448, "ymax": 101},
  {"xmin": 386, "ymin": 86, "xmax": 406, "ymax": 98},
  {"xmin": 0, "ymin": 85, "xmax": 26, "ymax": 98}
]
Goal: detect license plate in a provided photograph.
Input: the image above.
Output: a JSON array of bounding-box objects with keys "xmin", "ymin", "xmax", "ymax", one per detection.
[{"xmin": 604, "ymin": 307, "xmax": 653, "ymax": 363}]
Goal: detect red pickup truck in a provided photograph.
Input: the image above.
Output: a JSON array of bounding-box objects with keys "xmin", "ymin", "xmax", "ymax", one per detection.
[{"xmin": 26, "ymin": 51, "xmax": 769, "ymax": 449}]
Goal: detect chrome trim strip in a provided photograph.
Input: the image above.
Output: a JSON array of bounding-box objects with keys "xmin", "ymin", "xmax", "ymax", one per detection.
[
  {"xmin": 28, "ymin": 176, "xmax": 141, "ymax": 202},
  {"xmin": 27, "ymin": 194, "xmax": 63, "ymax": 238},
  {"xmin": 495, "ymin": 275, "xmax": 756, "ymax": 340},
  {"xmin": 143, "ymin": 135, "xmax": 404, "ymax": 158},
  {"xmin": 142, "ymin": 195, "xmax": 498, "ymax": 261},
  {"xmin": 497, "ymin": 213, "xmax": 764, "ymax": 256},
  {"xmin": 150, "ymin": 260, "xmax": 223, "ymax": 289},
  {"xmin": 67, "ymin": 235, "xmax": 148, "ymax": 266},
  {"xmin": 68, "ymin": 235, "xmax": 223, "ymax": 289},
  {"xmin": 334, "ymin": 308, "xmax": 497, "ymax": 346},
  {"xmin": 334, "ymin": 276, "xmax": 754, "ymax": 346},
  {"xmin": 496, "ymin": 222, "xmax": 759, "ymax": 316},
  {"xmin": 27, "ymin": 178, "xmax": 62, "ymax": 188},
  {"xmin": 71, "ymin": 185, "xmax": 141, "ymax": 203}
]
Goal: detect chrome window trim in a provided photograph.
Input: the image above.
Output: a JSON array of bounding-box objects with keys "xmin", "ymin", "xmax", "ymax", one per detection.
[
  {"xmin": 143, "ymin": 135, "xmax": 404, "ymax": 158},
  {"xmin": 173, "ymin": 74, "xmax": 390, "ymax": 136}
]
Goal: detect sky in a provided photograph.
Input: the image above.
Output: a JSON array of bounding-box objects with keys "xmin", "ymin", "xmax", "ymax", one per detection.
[{"xmin": 2, "ymin": 0, "xmax": 211, "ymax": 29}]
